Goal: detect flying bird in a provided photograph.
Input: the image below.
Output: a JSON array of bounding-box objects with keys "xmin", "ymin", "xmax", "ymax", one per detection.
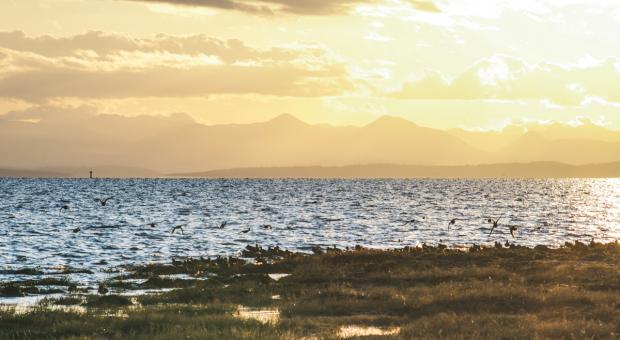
[
  {"xmin": 403, "ymin": 219, "xmax": 418, "ymax": 226},
  {"xmin": 171, "ymin": 225, "xmax": 185, "ymax": 234},
  {"xmin": 448, "ymin": 218, "xmax": 457, "ymax": 230},
  {"xmin": 509, "ymin": 225, "xmax": 518, "ymax": 239},
  {"xmin": 488, "ymin": 215, "xmax": 503, "ymax": 236},
  {"xmin": 94, "ymin": 197, "xmax": 113, "ymax": 207}
]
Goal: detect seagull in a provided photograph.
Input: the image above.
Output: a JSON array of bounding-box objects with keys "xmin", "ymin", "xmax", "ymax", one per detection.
[
  {"xmin": 509, "ymin": 225, "xmax": 518, "ymax": 239},
  {"xmin": 488, "ymin": 215, "xmax": 503, "ymax": 236},
  {"xmin": 94, "ymin": 197, "xmax": 113, "ymax": 207},
  {"xmin": 171, "ymin": 224, "xmax": 185, "ymax": 234},
  {"xmin": 241, "ymin": 228, "xmax": 251, "ymax": 234},
  {"xmin": 219, "ymin": 221, "xmax": 227, "ymax": 229}
]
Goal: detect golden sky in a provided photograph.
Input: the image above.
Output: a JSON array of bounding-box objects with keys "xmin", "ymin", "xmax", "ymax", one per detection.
[{"xmin": 1, "ymin": 0, "xmax": 620, "ymax": 130}]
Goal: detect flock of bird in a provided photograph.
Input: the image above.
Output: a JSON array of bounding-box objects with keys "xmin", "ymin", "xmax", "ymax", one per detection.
[
  {"xmin": 59, "ymin": 196, "xmax": 279, "ymax": 236},
  {"xmin": 57, "ymin": 194, "xmax": 539, "ymax": 241},
  {"xmin": 400, "ymin": 214, "xmax": 536, "ymax": 239}
]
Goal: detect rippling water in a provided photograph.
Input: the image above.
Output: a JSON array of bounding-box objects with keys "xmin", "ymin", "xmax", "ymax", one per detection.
[{"xmin": 1, "ymin": 178, "xmax": 619, "ymax": 288}]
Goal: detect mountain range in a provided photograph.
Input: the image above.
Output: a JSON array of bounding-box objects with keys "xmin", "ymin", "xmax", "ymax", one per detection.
[{"xmin": 1, "ymin": 112, "xmax": 619, "ymax": 177}]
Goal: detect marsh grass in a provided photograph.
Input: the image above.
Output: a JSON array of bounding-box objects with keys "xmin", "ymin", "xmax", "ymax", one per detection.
[{"xmin": 1, "ymin": 241, "xmax": 619, "ymax": 339}]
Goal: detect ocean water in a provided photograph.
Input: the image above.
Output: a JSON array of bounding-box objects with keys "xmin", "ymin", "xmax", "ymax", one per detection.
[{"xmin": 0, "ymin": 178, "xmax": 619, "ymax": 290}]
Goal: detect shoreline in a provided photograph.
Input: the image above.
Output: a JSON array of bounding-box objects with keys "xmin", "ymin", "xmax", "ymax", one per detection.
[{"xmin": 1, "ymin": 241, "xmax": 619, "ymax": 338}]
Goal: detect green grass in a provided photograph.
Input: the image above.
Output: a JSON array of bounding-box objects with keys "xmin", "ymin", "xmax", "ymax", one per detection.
[{"xmin": 1, "ymin": 241, "xmax": 619, "ymax": 339}]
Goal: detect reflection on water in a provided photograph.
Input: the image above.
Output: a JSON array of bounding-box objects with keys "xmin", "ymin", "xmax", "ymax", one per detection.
[{"xmin": 0, "ymin": 178, "xmax": 619, "ymax": 288}]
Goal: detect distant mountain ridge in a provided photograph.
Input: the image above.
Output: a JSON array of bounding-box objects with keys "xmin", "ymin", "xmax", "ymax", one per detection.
[
  {"xmin": 2, "ymin": 162, "xmax": 619, "ymax": 179},
  {"xmin": 1, "ymin": 112, "xmax": 619, "ymax": 174},
  {"xmin": 170, "ymin": 162, "xmax": 620, "ymax": 179}
]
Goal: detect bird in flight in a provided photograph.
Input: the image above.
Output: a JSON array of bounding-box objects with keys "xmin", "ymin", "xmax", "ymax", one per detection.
[
  {"xmin": 403, "ymin": 218, "xmax": 419, "ymax": 226},
  {"xmin": 488, "ymin": 215, "xmax": 503, "ymax": 236},
  {"xmin": 448, "ymin": 218, "xmax": 457, "ymax": 230},
  {"xmin": 509, "ymin": 225, "xmax": 518, "ymax": 239},
  {"xmin": 95, "ymin": 197, "xmax": 113, "ymax": 207},
  {"xmin": 171, "ymin": 224, "xmax": 185, "ymax": 234}
]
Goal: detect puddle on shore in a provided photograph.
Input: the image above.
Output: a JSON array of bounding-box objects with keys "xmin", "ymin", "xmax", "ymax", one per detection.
[
  {"xmin": 235, "ymin": 306, "xmax": 280, "ymax": 324},
  {"xmin": 267, "ymin": 273, "xmax": 290, "ymax": 281},
  {"xmin": 0, "ymin": 294, "xmax": 65, "ymax": 309},
  {"xmin": 338, "ymin": 325, "xmax": 400, "ymax": 338},
  {"xmin": 2, "ymin": 304, "xmax": 88, "ymax": 315},
  {"xmin": 158, "ymin": 274, "xmax": 208, "ymax": 281},
  {"xmin": 115, "ymin": 288, "xmax": 178, "ymax": 296}
]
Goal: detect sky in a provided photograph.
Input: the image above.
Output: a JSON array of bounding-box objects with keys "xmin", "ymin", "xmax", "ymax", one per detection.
[{"xmin": 1, "ymin": 0, "xmax": 620, "ymax": 130}]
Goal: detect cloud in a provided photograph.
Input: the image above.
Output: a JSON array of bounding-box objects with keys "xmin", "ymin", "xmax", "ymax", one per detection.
[
  {"xmin": 1, "ymin": 105, "xmax": 99, "ymax": 123},
  {"xmin": 122, "ymin": 0, "xmax": 440, "ymax": 15},
  {"xmin": 0, "ymin": 31, "xmax": 354, "ymax": 102},
  {"xmin": 0, "ymin": 64, "xmax": 351, "ymax": 101},
  {"xmin": 0, "ymin": 30, "xmax": 297, "ymax": 62},
  {"xmin": 386, "ymin": 55, "xmax": 620, "ymax": 105}
]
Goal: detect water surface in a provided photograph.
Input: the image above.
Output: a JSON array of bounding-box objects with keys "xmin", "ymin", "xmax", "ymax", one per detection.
[{"xmin": 1, "ymin": 178, "xmax": 619, "ymax": 289}]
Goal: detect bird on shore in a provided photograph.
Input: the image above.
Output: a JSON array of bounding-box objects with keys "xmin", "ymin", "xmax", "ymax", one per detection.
[
  {"xmin": 488, "ymin": 216, "xmax": 503, "ymax": 236},
  {"xmin": 171, "ymin": 224, "xmax": 185, "ymax": 234},
  {"xmin": 94, "ymin": 197, "xmax": 113, "ymax": 207}
]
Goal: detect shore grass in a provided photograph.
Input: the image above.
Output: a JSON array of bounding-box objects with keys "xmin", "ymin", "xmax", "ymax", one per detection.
[{"xmin": 1, "ymin": 241, "xmax": 619, "ymax": 339}]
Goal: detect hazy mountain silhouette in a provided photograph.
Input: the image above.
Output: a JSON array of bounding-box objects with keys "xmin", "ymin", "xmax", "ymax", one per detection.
[
  {"xmin": 171, "ymin": 162, "xmax": 620, "ymax": 179},
  {"xmin": 497, "ymin": 132, "xmax": 620, "ymax": 164},
  {"xmin": 1, "ymin": 112, "xmax": 619, "ymax": 175}
]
